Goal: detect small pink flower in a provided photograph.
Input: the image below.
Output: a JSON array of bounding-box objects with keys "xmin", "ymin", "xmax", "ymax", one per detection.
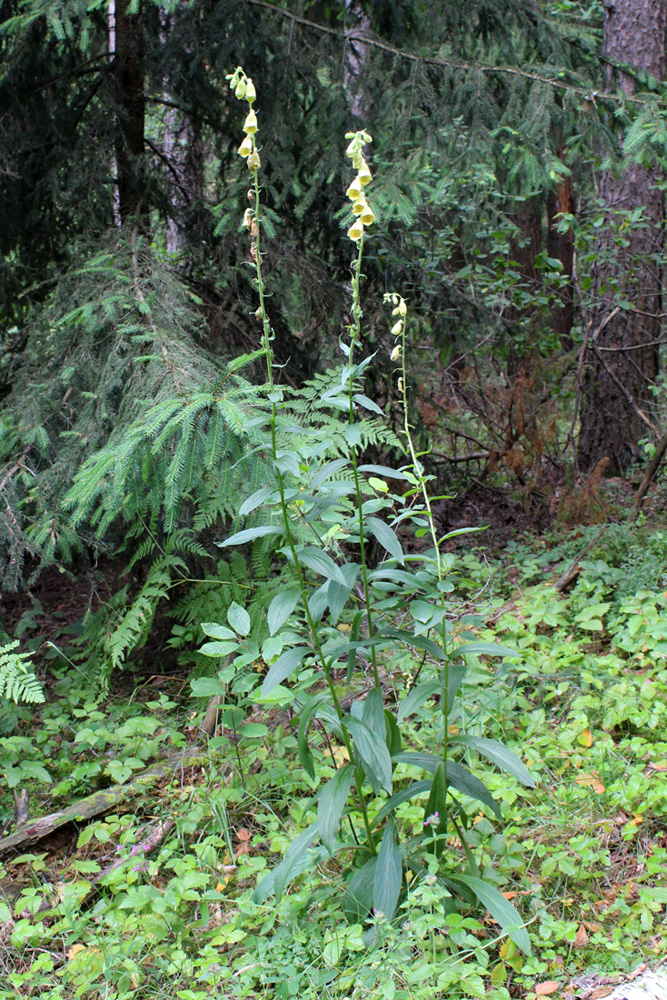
[{"xmin": 424, "ymin": 812, "xmax": 439, "ymax": 828}]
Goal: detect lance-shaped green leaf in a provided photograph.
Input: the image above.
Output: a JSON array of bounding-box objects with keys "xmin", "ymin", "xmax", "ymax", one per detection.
[
  {"xmin": 344, "ymin": 855, "xmax": 377, "ymax": 922},
  {"xmin": 446, "ymin": 874, "xmax": 531, "ymax": 955},
  {"xmin": 253, "ymin": 821, "xmax": 322, "ymax": 903},
  {"xmin": 261, "ymin": 646, "xmax": 310, "ymax": 696},
  {"xmin": 373, "ymin": 780, "xmax": 431, "ymax": 828},
  {"xmin": 358, "ymin": 464, "xmax": 409, "ymax": 480},
  {"xmin": 297, "ymin": 546, "xmax": 347, "ymax": 585},
  {"xmin": 318, "ymin": 764, "xmax": 354, "ymax": 852},
  {"xmin": 239, "ymin": 486, "xmax": 275, "ymax": 516},
  {"xmin": 220, "ymin": 525, "xmax": 283, "ymax": 547},
  {"xmin": 267, "ymin": 589, "xmax": 300, "ymax": 635},
  {"xmin": 373, "ymin": 819, "xmax": 402, "ymax": 920},
  {"xmin": 312, "ymin": 458, "xmax": 350, "ymax": 488},
  {"xmin": 398, "ymin": 680, "xmax": 442, "ymax": 722},
  {"xmin": 297, "ymin": 694, "xmax": 328, "ymax": 779},
  {"xmin": 366, "ymin": 516, "xmax": 404, "ymax": 564},
  {"xmin": 353, "ymin": 393, "xmax": 384, "ymax": 415},
  {"xmin": 362, "ymin": 687, "xmax": 386, "ymax": 739},
  {"xmin": 347, "ymin": 716, "xmax": 392, "ymax": 793},
  {"xmin": 392, "ymin": 752, "xmax": 501, "ymax": 818},
  {"xmin": 423, "ymin": 761, "xmax": 448, "ymax": 839},
  {"xmin": 452, "ymin": 736, "xmax": 535, "ymax": 787},
  {"xmin": 451, "ymin": 641, "xmax": 518, "ymax": 659},
  {"xmin": 378, "ymin": 628, "xmax": 446, "ymax": 661}
]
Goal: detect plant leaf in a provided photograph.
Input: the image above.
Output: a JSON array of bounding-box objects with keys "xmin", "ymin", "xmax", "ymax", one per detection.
[
  {"xmin": 239, "ymin": 486, "xmax": 275, "ymax": 516},
  {"xmin": 398, "ymin": 680, "xmax": 442, "ymax": 722},
  {"xmin": 220, "ymin": 525, "xmax": 283, "ymax": 547},
  {"xmin": 358, "ymin": 464, "xmax": 408, "ymax": 480},
  {"xmin": 392, "ymin": 752, "xmax": 501, "ymax": 818},
  {"xmin": 447, "ymin": 874, "xmax": 531, "ymax": 955},
  {"xmin": 347, "ymin": 716, "xmax": 392, "ymax": 793},
  {"xmin": 373, "ymin": 779, "xmax": 431, "ymax": 827},
  {"xmin": 452, "ymin": 641, "xmax": 518, "ymax": 659},
  {"xmin": 267, "ymin": 590, "xmax": 301, "ymax": 635},
  {"xmin": 366, "ymin": 517, "xmax": 404, "ymax": 564},
  {"xmin": 297, "ymin": 546, "xmax": 347, "ymax": 585},
  {"xmin": 373, "ymin": 818, "xmax": 402, "ymax": 920},
  {"xmin": 261, "ymin": 646, "xmax": 310, "ymax": 696},
  {"xmin": 453, "ymin": 736, "xmax": 535, "ymax": 787},
  {"xmin": 318, "ymin": 764, "xmax": 354, "ymax": 852},
  {"xmin": 227, "ymin": 602, "xmax": 251, "ymax": 637}
]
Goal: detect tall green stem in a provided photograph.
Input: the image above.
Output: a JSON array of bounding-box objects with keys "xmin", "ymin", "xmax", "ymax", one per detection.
[
  {"xmin": 249, "ymin": 138, "xmax": 376, "ymax": 853},
  {"xmin": 346, "ymin": 235, "xmax": 380, "ymax": 690}
]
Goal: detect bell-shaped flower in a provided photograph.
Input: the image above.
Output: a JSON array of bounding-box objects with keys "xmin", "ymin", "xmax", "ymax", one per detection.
[
  {"xmin": 245, "ymin": 79, "xmax": 256, "ymax": 103},
  {"xmin": 359, "ymin": 204, "xmax": 375, "ymax": 225},
  {"xmin": 352, "ymin": 197, "xmax": 367, "ymax": 217},
  {"xmin": 247, "ymin": 151, "xmax": 261, "ymax": 172},
  {"xmin": 243, "ymin": 109, "xmax": 258, "ymax": 134},
  {"xmin": 346, "ymin": 179, "xmax": 363, "ymax": 201},
  {"xmin": 235, "ymin": 79, "xmax": 247, "ymax": 100},
  {"xmin": 238, "ymin": 136, "xmax": 253, "ymax": 158},
  {"xmin": 391, "ymin": 320, "xmax": 403, "ymax": 336},
  {"xmin": 357, "ymin": 159, "xmax": 372, "ymax": 185},
  {"xmin": 390, "ymin": 344, "xmax": 401, "ymax": 362},
  {"xmin": 347, "ymin": 219, "xmax": 364, "ymax": 241}
]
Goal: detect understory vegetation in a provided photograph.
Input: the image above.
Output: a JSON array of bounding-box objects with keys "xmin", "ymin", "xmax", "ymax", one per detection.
[{"xmin": 4, "ymin": 1, "xmax": 667, "ymax": 996}]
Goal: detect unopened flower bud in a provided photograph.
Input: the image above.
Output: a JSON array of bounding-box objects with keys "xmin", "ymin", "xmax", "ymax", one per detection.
[
  {"xmin": 235, "ymin": 79, "xmax": 247, "ymax": 100},
  {"xmin": 245, "ymin": 79, "xmax": 256, "ymax": 103},
  {"xmin": 347, "ymin": 219, "xmax": 364, "ymax": 241},
  {"xmin": 255, "ymin": 306, "xmax": 264, "ymax": 321},
  {"xmin": 238, "ymin": 136, "xmax": 253, "ymax": 158},
  {"xmin": 391, "ymin": 320, "xmax": 403, "ymax": 336},
  {"xmin": 390, "ymin": 344, "xmax": 401, "ymax": 361},
  {"xmin": 247, "ymin": 151, "xmax": 261, "ymax": 171},
  {"xmin": 243, "ymin": 110, "xmax": 258, "ymax": 134},
  {"xmin": 242, "ymin": 208, "xmax": 253, "ymax": 228}
]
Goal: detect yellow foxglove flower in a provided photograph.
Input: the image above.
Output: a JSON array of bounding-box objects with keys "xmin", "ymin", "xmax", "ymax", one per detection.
[
  {"xmin": 346, "ymin": 179, "xmax": 363, "ymax": 200},
  {"xmin": 245, "ymin": 79, "xmax": 256, "ymax": 103},
  {"xmin": 243, "ymin": 109, "xmax": 258, "ymax": 134},
  {"xmin": 235, "ymin": 79, "xmax": 247, "ymax": 99},
  {"xmin": 238, "ymin": 136, "xmax": 253, "ymax": 157},
  {"xmin": 247, "ymin": 151, "xmax": 261, "ymax": 171},
  {"xmin": 391, "ymin": 320, "xmax": 403, "ymax": 336},
  {"xmin": 352, "ymin": 198, "xmax": 366, "ymax": 217},
  {"xmin": 359, "ymin": 204, "xmax": 375, "ymax": 225},
  {"xmin": 347, "ymin": 219, "xmax": 364, "ymax": 241},
  {"xmin": 390, "ymin": 344, "xmax": 401, "ymax": 361},
  {"xmin": 357, "ymin": 159, "xmax": 372, "ymax": 185}
]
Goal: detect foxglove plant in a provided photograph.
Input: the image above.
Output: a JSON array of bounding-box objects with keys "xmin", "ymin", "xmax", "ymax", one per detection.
[{"xmin": 200, "ymin": 68, "xmax": 535, "ymax": 951}]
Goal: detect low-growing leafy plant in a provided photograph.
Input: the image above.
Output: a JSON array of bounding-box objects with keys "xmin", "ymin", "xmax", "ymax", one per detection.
[{"xmin": 192, "ymin": 68, "xmax": 535, "ymax": 950}]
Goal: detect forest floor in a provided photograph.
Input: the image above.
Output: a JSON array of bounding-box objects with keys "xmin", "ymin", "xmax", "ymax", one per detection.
[{"xmin": 3, "ymin": 486, "xmax": 667, "ymax": 999}]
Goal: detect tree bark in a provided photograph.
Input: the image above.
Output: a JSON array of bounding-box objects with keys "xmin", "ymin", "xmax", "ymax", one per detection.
[
  {"xmin": 546, "ymin": 155, "xmax": 575, "ymax": 351},
  {"xmin": 577, "ymin": 0, "xmax": 666, "ymax": 474},
  {"xmin": 113, "ymin": 0, "xmax": 145, "ymax": 223}
]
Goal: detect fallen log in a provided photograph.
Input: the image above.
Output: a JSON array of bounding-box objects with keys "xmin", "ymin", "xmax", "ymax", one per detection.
[{"xmin": 0, "ymin": 745, "xmax": 215, "ymax": 855}]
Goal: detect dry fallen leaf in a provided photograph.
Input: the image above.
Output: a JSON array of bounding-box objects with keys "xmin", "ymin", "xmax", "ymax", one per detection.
[
  {"xmin": 573, "ymin": 924, "xmax": 588, "ymax": 948},
  {"xmin": 535, "ymin": 981, "xmax": 560, "ymax": 996},
  {"xmin": 575, "ymin": 772, "xmax": 605, "ymax": 794},
  {"xmin": 578, "ymin": 729, "xmax": 593, "ymax": 748},
  {"xmin": 236, "ymin": 828, "xmax": 252, "ymax": 856}
]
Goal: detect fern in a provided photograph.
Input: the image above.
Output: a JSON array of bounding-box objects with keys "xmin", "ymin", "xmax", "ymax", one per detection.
[{"xmin": 0, "ymin": 641, "xmax": 45, "ymax": 704}]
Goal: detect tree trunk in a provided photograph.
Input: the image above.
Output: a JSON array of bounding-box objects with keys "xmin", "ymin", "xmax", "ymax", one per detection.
[
  {"xmin": 577, "ymin": 0, "xmax": 666, "ymax": 474},
  {"xmin": 113, "ymin": 0, "xmax": 145, "ymax": 223},
  {"xmin": 546, "ymin": 154, "xmax": 575, "ymax": 351},
  {"xmin": 161, "ymin": 6, "xmax": 204, "ymax": 256}
]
